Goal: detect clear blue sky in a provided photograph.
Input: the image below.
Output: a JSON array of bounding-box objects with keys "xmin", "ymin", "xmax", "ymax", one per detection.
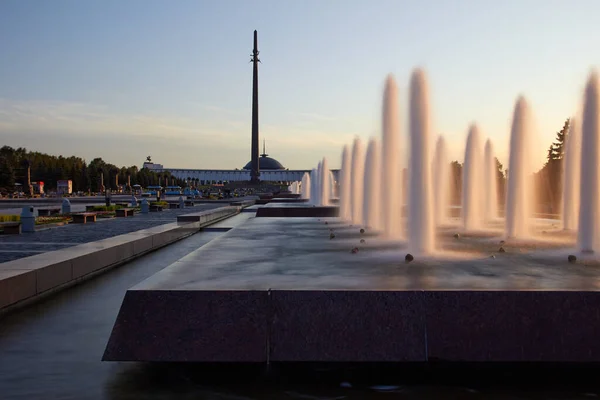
[{"xmin": 0, "ymin": 0, "xmax": 599, "ymax": 170}]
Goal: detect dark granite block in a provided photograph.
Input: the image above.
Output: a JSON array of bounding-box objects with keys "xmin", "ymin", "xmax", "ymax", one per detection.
[
  {"xmin": 425, "ymin": 291, "xmax": 600, "ymax": 362},
  {"xmin": 269, "ymin": 198, "xmax": 308, "ymax": 203},
  {"xmin": 270, "ymin": 290, "xmax": 426, "ymax": 362},
  {"xmin": 256, "ymin": 206, "xmax": 339, "ymax": 218},
  {"xmin": 103, "ymin": 290, "xmax": 268, "ymax": 362}
]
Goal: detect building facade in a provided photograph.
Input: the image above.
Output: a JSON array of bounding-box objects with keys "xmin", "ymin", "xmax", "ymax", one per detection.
[{"xmin": 160, "ymin": 168, "xmax": 339, "ymax": 184}]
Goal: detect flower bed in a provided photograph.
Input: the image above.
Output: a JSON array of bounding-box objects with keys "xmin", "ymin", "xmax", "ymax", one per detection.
[
  {"xmin": 36, "ymin": 216, "xmax": 72, "ymax": 225},
  {"xmin": 0, "ymin": 215, "xmax": 72, "ymax": 225},
  {"xmin": 0, "ymin": 215, "xmax": 20, "ymax": 223}
]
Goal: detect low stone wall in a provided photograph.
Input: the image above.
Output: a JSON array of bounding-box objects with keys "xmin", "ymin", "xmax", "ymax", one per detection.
[
  {"xmin": 0, "ymin": 207, "xmax": 241, "ymax": 315},
  {"xmin": 176, "ymin": 206, "xmax": 241, "ymax": 224}
]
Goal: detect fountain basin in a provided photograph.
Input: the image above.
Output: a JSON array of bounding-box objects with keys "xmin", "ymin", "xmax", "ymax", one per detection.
[{"xmin": 103, "ymin": 217, "xmax": 600, "ymax": 363}]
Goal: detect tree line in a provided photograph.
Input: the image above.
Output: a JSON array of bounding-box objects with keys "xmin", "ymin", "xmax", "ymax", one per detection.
[
  {"xmin": 0, "ymin": 119, "xmax": 568, "ymax": 205},
  {"xmin": 0, "ymin": 146, "xmax": 186, "ymax": 195}
]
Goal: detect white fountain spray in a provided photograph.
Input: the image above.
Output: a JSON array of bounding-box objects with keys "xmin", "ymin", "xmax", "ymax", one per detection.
[
  {"xmin": 433, "ymin": 136, "xmax": 449, "ymax": 227},
  {"xmin": 320, "ymin": 158, "xmax": 330, "ymax": 206},
  {"xmin": 408, "ymin": 69, "xmax": 435, "ymax": 254},
  {"xmin": 329, "ymin": 171, "xmax": 336, "ymax": 200},
  {"xmin": 484, "ymin": 139, "xmax": 499, "ymax": 222},
  {"xmin": 309, "ymin": 168, "xmax": 318, "ymax": 205},
  {"xmin": 351, "ymin": 137, "xmax": 366, "ymax": 224},
  {"xmin": 505, "ymin": 96, "xmax": 534, "ymax": 239},
  {"xmin": 363, "ymin": 138, "xmax": 382, "ymax": 230},
  {"xmin": 315, "ymin": 161, "xmax": 322, "ymax": 206},
  {"xmin": 562, "ymin": 117, "xmax": 581, "ymax": 231},
  {"xmin": 462, "ymin": 125, "xmax": 484, "ymax": 231},
  {"xmin": 578, "ymin": 72, "xmax": 600, "ymax": 252},
  {"xmin": 301, "ymin": 172, "xmax": 311, "ymax": 200},
  {"xmin": 381, "ymin": 75, "xmax": 402, "ymax": 238},
  {"xmin": 339, "ymin": 145, "xmax": 352, "ymax": 220}
]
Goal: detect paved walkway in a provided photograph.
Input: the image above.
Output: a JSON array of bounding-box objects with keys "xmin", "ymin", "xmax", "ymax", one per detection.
[{"xmin": 0, "ymin": 204, "xmax": 224, "ymax": 263}]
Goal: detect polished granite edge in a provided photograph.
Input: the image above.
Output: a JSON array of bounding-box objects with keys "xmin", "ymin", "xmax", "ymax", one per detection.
[
  {"xmin": 104, "ymin": 289, "xmax": 600, "ymax": 363},
  {"xmin": 255, "ymin": 206, "xmax": 339, "ymax": 218},
  {"xmin": 0, "ymin": 207, "xmax": 241, "ymax": 315}
]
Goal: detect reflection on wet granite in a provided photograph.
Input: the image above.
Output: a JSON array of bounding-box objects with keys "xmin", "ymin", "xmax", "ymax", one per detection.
[
  {"xmin": 105, "ymin": 362, "xmax": 600, "ymax": 400},
  {"xmin": 131, "ymin": 217, "xmax": 600, "ymax": 291}
]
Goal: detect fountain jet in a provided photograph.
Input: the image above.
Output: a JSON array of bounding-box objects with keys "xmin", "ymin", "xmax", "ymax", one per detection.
[
  {"xmin": 301, "ymin": 172, "xmax": 311, "ymax": 200},
  {"xmin": 329, "ymin": 171, "xmax": 336, "ymax": 200},
  {"xmin": 433, "ymin": 136, "xmax": 449, "ymax": 227},
  {"xmin": 462, "ymin": 125, "xmax": 484, "ymax": 230},
  {"xmin": 562, "ymin": 118, "xmax": 581, "ymax": 231},
  {"xmin": 309, "ymin": 168, "xmax": 318, "ymax": 205},
  {"xmin": 320, "ymin": 158, "xmax": 330, "ymax": 206},
  {"xmin": 381, "ymin": 75, "xmax": 402, "ymax": 238},
  {"xmin": 315, "ymin": 161, "xmax": 322, "ymax": 206},
  {"xmin": 484, "ymin": 139, "xmax": 499, "ymax": 222},
  {"xmin": 505, "ymin": 97, "xmax": 534, "ymax": 238},
  {"xmin": 363, "ymin": 138, "xmax": 382, "ymax": 230},
  {"xmin": 578, "ymin": 72, "xmax": 600, "ymax": 252},
  {"xmin": 351, "ymin": 137, "xmax": 366, "ymax": 225},
  {"xmin": 408, "ymin": 69, "xmax": 435, "ymax": 253},
  {"xmin": 339, "ymin": 145, "xmax": 352, "ymax": 220}
]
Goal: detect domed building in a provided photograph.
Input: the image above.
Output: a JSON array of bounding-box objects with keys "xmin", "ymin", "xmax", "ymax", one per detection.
[{"xmin": 243, "ymin": 142, "xmax": 285, "ymax": 171}]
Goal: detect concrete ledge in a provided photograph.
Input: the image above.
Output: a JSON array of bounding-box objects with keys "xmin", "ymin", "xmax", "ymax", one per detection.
[
  {"xmin": 229, "ymin": 200, "xmax": 256, "ymax": 207},
  {"xmin": 0, "ymin": 207, "xmax": 239, "ymax": 316},
  {"xmin": 177, "ymin": 206, "xmax": 240, "ymax": 225},
  {"xmin": 256, "ymin": 206, "xmax": 339, "ymax": 218}
]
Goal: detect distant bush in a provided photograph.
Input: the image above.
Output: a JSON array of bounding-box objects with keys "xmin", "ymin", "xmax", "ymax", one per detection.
[{"xmin": 0, "ymin": 215, "xmax": 20, "ymax": 222}]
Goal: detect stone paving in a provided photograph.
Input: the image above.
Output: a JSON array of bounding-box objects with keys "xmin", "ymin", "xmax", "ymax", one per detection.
[{"xmin": 0, "ymin": 204, "xmax": 225, "ymax": 264}]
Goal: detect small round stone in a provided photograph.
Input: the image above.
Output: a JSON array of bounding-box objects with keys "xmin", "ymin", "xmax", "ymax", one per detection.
[
  {"xmin": 360, "ymin": 239, "xmax": 365, "ymax": 244},
  {"xmin": 568, "ymin": 255, "xmax": 577, "ymax": 263},
  {"xmin": 325, "ymin": 221, "xmax": 328, "ymax": 225},
  {"xmin": 454, "ymin": 233, "xmax": 460, "ymax": 239},
  {"xmin": 360, "ymin": 228, "xmax": 365, "ymax": 234},
  {"xmin": 498, "ymin": 247, "xmax": 506, "ymax": 253},
  {"xmin": 405, "ymin": 253, "xmax": 414, "ymax": 263},
  {"xmin": 329, "ymin": 233, "xmax": 335, "ymax": 239},
  {"xmin": 350, "ymin": 247, "xmax": 359, "ymax": 254},
  {"xmin": 490, "ymin": 255, "xmax": 496, "ymax": 259}
]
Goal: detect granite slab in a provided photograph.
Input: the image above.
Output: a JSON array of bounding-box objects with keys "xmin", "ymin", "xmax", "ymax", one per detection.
[
  {"xmin": 103, "ymin": 290, "xmax": 268, "ymax": 362},
  {"xmin": 256, "ymin": 205, "xmax": 339, "ymax": 218},
  {"xmin": 104, "ymin": 217, "xmax": 600, "ymax": 363}
]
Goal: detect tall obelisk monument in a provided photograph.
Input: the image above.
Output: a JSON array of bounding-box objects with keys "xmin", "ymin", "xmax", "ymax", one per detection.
[{"xmin": 250, "ymin": 30, "xmax": 260, "ymax": 183}]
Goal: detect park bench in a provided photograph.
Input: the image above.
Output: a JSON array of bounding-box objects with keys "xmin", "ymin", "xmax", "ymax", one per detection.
[
  {"xmin": 115, "ymin": 208, "xmax": 135, "ymax": 218},
  {"xmin": 149, "ymin": 205, "xmax": 163, "ymax": 212},
  {"xmin": 72, "ymin": 213, "xmax": 97, "ymax": 224},
  {"xmin": 0, "ymin": 222, "xmax": 21, "ymax": 234},
  {"xmin": 168, "ymin": 203, "xmax": 180, "ymax": 209},
  {"xmin": 38, "ymin": 207, "xmax": 60, "ymax": 216}
]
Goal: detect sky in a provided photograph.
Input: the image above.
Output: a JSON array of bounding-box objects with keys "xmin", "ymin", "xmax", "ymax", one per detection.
[{"xmin": 0, "ymin": 0, "xmax": 599, "ymax": 171}]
